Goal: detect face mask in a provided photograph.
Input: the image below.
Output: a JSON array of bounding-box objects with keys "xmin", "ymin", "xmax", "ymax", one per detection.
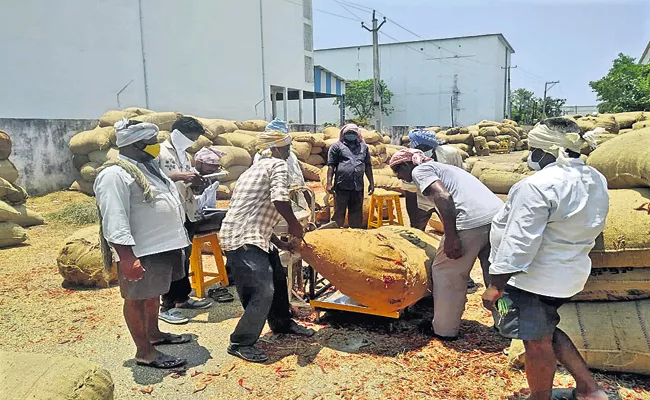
[
  {"xmin": 143, "ymin": 143, "xmax": 161, "ymax": 158},
  {"xmin": 527, "ymin": 150, "xmax": 554, "ymax": 171},
  {"xmin": 171, "ymin": 129, "xmax": 195, "ymax": 153},
  {"xmin": 344, "ymin": 133, "xmax": 357, "ymax": 142}
]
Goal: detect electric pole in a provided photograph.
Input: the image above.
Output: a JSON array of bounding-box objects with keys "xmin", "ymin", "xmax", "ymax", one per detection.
[
  {"xmin": 362, "ymin": 11, "xmax": 386, "ymax": 132},
  {"xmin": 501, "ymin": 64, "xmax": 517, "ymax": 118},
  {"xmin": 542, "ymin": 81, "xmax": 559, "ymax": 118}
]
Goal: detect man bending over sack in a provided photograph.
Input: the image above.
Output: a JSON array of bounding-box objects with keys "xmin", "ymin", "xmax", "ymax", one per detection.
[
  {"xmin": 482, "ymin": 117, "xmax": 609, "ymax": 400},
  {"xmin": 390, "ymin": 148, "xmax": 503, "ymax": 340},
  {"xmin": 95, "ymin": 119, "xmax": 192, "ymax": 369},
  {"xmin": 219, "ymin": 129, "xmax": 314, "ymax": 363}
]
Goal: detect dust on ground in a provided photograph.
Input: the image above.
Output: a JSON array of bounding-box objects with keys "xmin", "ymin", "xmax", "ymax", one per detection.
[{"xmin": 1, "ymin": 184, "xmax": 649, "ymax": 400}]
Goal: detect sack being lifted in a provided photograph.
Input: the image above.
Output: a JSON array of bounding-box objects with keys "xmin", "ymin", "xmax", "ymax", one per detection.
[{"xmin": 300, "ymin": 226, "xmax": 439, "ymax": 313}]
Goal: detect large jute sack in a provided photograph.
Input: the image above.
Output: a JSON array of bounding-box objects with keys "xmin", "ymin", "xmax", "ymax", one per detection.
[
  {"xmin": 0, "ymin": 130, "xmax": 11, "ymax": 160},
  {"xmin": 157, "ymin": 130, "xmax": 171, "ymax": 143},
  {"xmin": 122, "ymin": 106, "xmax": 153, "ymax": 115},
  {"xmin": 424, "ymin": 126, "xmax": 442, "ymax": 133},
  {"xmin": 214, "ymin": 119, "xmax": 239, "ymax": 133},
  {"xmin": 324, "ymin": 138, "xmax": 338, "ymax": 150},
  {"xmin": 362, "ymin": 129, "xmax": 382, "ymax": 144},
  {"xmin": 479, "ymin": 170, "xmax": 530, "ymax": 194},
  {"xmin": 590, "ymin": 188, "xmax": 650, "ymax": 268},
  {"xmin": 368, "ymin": 143, "xmax": 387, "ymax": 156},
  {"xmin": 2, "ymin": 204, "xmax": 44, "ymax": 227},
  {"xmin": 571, "ymin": 267, "xmax": 650, "ymax": 302},
  {"xmin": 241, "ymin": 119, "xmax": 268, "ymax": 132},
  {"xmin": 211, "ymin": 146, "xmax": 252, "ymax": 168},
  {"xmin": 586, "ymin": 128, "xmax": 650, "ymax": 188},
  {"xmin": 57, "ymin": 225, "xmax": 117, "ymax": 287},
  {"xmin": 632, "ymin": 120, "xmax": 650, "ymax": 130},
  {"xmin": 0, "ymin": 351, "xmax": 114, "ymax": 400},
  {"xmin": 449, "ymin": 143, "xmax": 471, "ymax": 153},
  {"xmin": 69, "ymin": 180, "xmax": 95, "ymax": 196},
  {"xmin": 72, "ymin": 154, "xmax": 90, "ymax": 170},
  {"xmin": 0, "ymin": 200, "xmax": 19, "ymax": 221},
  {"xmin": 292, "ymin": 141, "xmax": 312, "ymax": 162},
  {"xmin": 575, "ymin": 116, "xmax": 619, "ymax": 134},
  {"xmin": 68, "ymin": 127, "xmax": 113, "ymax": 155},
  {"xmin": 0, "ymin": 222, "xmax": 27, "ymax": 247},
  {"xmin": 193, "ymin": 118, "xmax": 226, "ymax": 139},
  {"xmin": 373, "ymin": 166, "xmax": 396, "ymax": 177},
  {"xmin": 310, "ymin": 146, "xmax": 324, "ymax": 155},
  {"xmin": 187, "ymin": 135, "xmax": 213, "ymax": 154},
  {"xmin": 487, "ymin": 141, "xmax": 500, "ymax": 150},
  {"xmin": 478, "ymin": 120, "xmax": 500, "ymax": 128},
  {"xmin": 312, "ymin": 133, "xmax": 327, "ymax": 148},
  {"xmin": 605, "ymin": 112, "xmax": 645, "ymax": 129},
  {"xmin": 0, "ymin": 159, "xmax": 19, "ymax": 183},
  {"xmin": 131, "ymin": 111, "xmax": 182, "ymax": 131},
  {"xmin": 323, "ymin": 127, "xmax": 340, "ymax": 140},
  {"xmin": 80, "ymin": 162, "xmax": 101, "ymax": 182},
  {"xmin": 300, "ymin": 226, "xmax": 439, "ymax": 313},
  {"xmin": 508, "ymin": 300, "xmax": 650, "ymax": 375},
  {"xmin": 222, "ymin": 132, "xmax": 257, "ymax": 154},
  {"xmin": 503, "ymin": 118, "xmax": 518, "ymax": 126},
  {"xmin": 98, "ymin": 110, "xmax": 133, "ymax": 128},
  {"xmin": 216, "ymin": 185, "xmax": 231, "ymax": 200},
  {"xmin": 0, "ymin": 177, "xmax": 28, "ymax": 205},
  {"xmin": 373, "ymin": 175, "xmax": 403, "ymax": 192},
  {"xmin": 222, "ymin": 166, "xmax": 249, "ymax": 182},
  {"xmin": 382, "ymin": 135, "xmax": 392, "ymax": 144},
  {"xmin": 88, "ymin": 147, "xmax": 119, "ymax": 165},
  {"xmin": 300, "ymin": 161, "xmax": 321, "ymax": 181},
  {"xmin": 211, "ymin": 135, "xmax": 234, "ymax": 147},
  {"xmin": 233, "ymin": 129, "xmax": 261, "ymax": 138},
  {"xmin": 479, "ymin": 126, "xmax": 500, "ymax": 137},
  {"xmin": 306, "ymin": 154, "xmax": 325, "ymax": 166},
  {"xmin": 290, "ymin": 132, "xmax": 316, "ymax": 145},
  {"xmin": 470, "ymin": 161, "xmax": 521, "ymax": 179}
]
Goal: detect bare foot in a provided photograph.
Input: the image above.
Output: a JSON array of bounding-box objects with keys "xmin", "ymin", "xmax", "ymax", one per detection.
[{"xmin": 576, "ymin": 389, "xmax": 608, "ymax": 400}]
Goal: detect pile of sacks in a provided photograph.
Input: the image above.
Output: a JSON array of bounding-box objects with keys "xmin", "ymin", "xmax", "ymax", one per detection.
[
  {"xmin": 561, "ymin": 111, "xmax": 649, "ymax": 155},
  {"xmin": 467, "ymin": 159, "xmax": 533, "ymax": 195},
  {"xmin": 0, "ymin": 130, "xmax": 45, "ymax": 248}
]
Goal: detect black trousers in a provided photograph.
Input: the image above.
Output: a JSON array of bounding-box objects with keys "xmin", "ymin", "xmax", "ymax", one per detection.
[
  {"xmin": 227, "ymin": 246, "xmax": 292, "ymax": 346},
  {"xmin": 405, "ymin": 191, "xmax": 435, "ymax": 232},
  {"xmin": 161, "ymin": 219, "xmax": 197, "ymax": 311},
  {"xmin": 332, "ymin": 189, "xmax": 364, "ymax": 229}
]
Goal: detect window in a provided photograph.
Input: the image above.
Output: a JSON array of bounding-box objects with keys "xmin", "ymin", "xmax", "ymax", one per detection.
[
  {"xmin": 303, "ymin": 23, "xmax": 313, "ymax": 52},
  {"xmin": 303, "ymin": 0, "xmax": 312, "ymax": 20},
  {"xmin": 305, "ymin": 55, "xmax": 314, "ymax": 83}
]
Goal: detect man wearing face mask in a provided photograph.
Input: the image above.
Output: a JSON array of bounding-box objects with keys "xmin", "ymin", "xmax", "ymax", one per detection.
[
  {"xmin": 220, "ymin": 130, "xmax": 313, "ymax": 363},
  {"xmin": 158, "ymin": 116, "xmax": 214, "ymax": 325},
  {"xmin": 483, "ymin": 118, "xmax": 609, "ymax": 400},
  {"xmin": 94, "ymin": 119, "xmax": 192, "ymax": 369},
  {"xmin": 326, "ymin": 124, "xmax": 374, "ymax": 228}
]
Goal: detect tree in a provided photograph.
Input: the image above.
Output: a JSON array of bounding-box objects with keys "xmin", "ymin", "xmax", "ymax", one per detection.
[
  {"xmin": 510, "ymin": 88, "xmax": 566, "ymax": 124},
  {"xmin": 511, "ymin": 88, "xmax": 535, "ymax": 124},
  {"xmin": 589, "ymin": 53, "xmax": 650, "ymax": 113},
  {"xmin": 336, "ymin": 79, "xmax": 394, "ymax": 122}
]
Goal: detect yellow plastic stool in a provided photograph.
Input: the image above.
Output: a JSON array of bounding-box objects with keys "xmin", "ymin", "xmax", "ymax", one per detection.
[
  {"xmin": 367, "ymin": 189, "xmax": 404, "ymax": 229},
  {"xmin": 189, "ymin": 232, "xmax": 229, "ymax": 298}
]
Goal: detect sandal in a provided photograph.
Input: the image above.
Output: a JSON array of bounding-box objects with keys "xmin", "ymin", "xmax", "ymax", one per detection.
[
  {"xmin": 227, "ymin": 344, "xmax": 268, "ymax": 363},
  {"xmin": 136, "ymin": 353, "xmax": 187, "ymax": 369},
  {"xmin": 551, "ymin": 388, "xmax": 577, "ymax": 400},
  {"xmin": 151, "ymin": 333, "xmax": 192, "ymax": 346},
  {"xmin": 177, "ymin": 298, "xmax": 213, "ymax": 309},
  {"xmin": 208, "ymin": 287, "xmax": 235, "ymax": 303}
]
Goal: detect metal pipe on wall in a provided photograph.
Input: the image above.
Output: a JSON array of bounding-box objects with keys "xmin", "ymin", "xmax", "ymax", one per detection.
[
  {"xmin": 259, "ymin": 0, "xmax": 269, "ymax": 120},
  {"xmin": 138, "ymin": 0, "xmax": 150, "ymax": 108}
]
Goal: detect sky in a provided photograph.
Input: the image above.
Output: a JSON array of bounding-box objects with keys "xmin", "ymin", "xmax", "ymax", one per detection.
[{"xmin": 311, "ymin": 0, "xmax": 650, "ymax": 106}]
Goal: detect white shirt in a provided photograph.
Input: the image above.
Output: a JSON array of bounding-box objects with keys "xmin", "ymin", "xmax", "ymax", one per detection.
[
  {"xmin": 159, "ymin": 140, "xmax": 201, "ymax": 222},
  {"xmin": 412, "ymin": 161, "xmax": 503, "ymax": 231},
  {"xmin": 489, "ymin": 159, "xmax": 609, "ymax": 298},
  {"xmin": 94, "ymin": 155, "xmax": 190, "ymax": 258},
  {"xmin": 402, "ymin": 145, "xmax": 463, "ymax": 195}
]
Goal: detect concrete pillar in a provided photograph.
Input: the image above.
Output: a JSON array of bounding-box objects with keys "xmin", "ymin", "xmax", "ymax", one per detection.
[
  {"xmin": 298, "ymin": 90, "xmax": 304, "ymax": 123},
  {"xmin": 283, "ymin": 87, "xmax": 288, "ymax": 122},
  {"xmin": 271, "ymin": 91, "xmax": 277, "ymax": 119}
]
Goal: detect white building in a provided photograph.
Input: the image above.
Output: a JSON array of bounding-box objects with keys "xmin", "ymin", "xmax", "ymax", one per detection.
[
  {"xmin": 315, "ymin": 34, "xmax": 515, "ymax": 127},
  {"xmin": 0, "ymin": 0, "xmax": 319, "ymax": 122},
  {"xmin": 640, "ymin": 41, "xmax": 650, "ymax": 65}
]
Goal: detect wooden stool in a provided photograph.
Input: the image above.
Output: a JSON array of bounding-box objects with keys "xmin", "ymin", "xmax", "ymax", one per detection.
[
  {"xmin": 189, "ymin": 232, "xmax": 229, "ymax": 298},
  {"xmin": 367, "ymin": 189, "xmax": 404, "ymax": 229}
]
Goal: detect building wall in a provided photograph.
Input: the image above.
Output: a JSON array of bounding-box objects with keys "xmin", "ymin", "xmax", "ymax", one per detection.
[{"xmin": 315, "ymin": 35, "xmax": 512, "ymax": 127}]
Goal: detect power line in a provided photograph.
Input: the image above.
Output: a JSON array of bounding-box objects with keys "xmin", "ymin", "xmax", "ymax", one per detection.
[
  {"xmin": 385, "ymin": 17, "xmax": 424, "ymax": 40},
  {"xmin": 284, "ymin": 0, "xmax": 359, "ymax": 22},
  {"xmin": 333, "ymin": 0, "xmax": 364, "ymax": 21},
  {"xmin": 334, "ymin": 0, "xmax": 373, "ymax": 12}
]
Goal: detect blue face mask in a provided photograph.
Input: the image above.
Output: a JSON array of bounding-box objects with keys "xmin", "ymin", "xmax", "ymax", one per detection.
[{"xmin": 344, "ymin": 133, "xmax": 357, "ymax": 142}]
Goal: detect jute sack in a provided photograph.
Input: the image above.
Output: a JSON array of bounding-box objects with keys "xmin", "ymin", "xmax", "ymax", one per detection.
[
  {"xmin": 382, "ymin": 135, "xmax": 392, "ymax": 144},
  {"xmin": 0, "ymin": 351, "xmax": 114, "ymax": 400},
  {"xmin": 299, "ymin": 161, "xmax": 321, "ymax": 181},
  {"xmin": 373, "ymin": 166, "xmax": 396, "ymax": 177},
  {"xmin": 362, "ymin": 129, "xmax": 382, "ymax": 144},
  {"xmin": 424, "ymin": 126, "xmax": 442, "ymax": 133},
  {"xmin": 323, "ymin": 127, "xmax": 340, "ymax": 140},
  {"xmin": 157, "ymin": 130, "xmax": 171, "ymax": 143},
  {"xmin": 0, "ymin": 177, "xmax": 28, "ymax": 205},
  {"xmin": 187, "ymin": 135, "xmax": 213, "ymax": 154},
  {"xmin": 216, "ymin": 185, "xmax": 231, "ymax": 200},
  {"xmin": 0, "ymin": 130, "xmax": 11, "ymax": 160},
  {"xmin": 194, "ymin": 118, "xmax": 226, "ymax": 139},
  {"xmin": 632, "ymin": 120, "xmax": 650, "ymax": 130},
  {"xmin": 290, "ymin": 132, "xmax": 316, "ymax": 145},
  {"xmin": 487, "ymin": 141, "xmax": 500, "ymax": 150},
  {"xmin": 324, "ymin": 138, "xmax": 338, "ymax": 150},
  {"xmin": 68, "ymin": 127, "xmax": 113, "ymax": 155},
  {"xmin": 0, "ymin": 200, "xmax": 20, "ymax": 221},
  {"xmin": 368, "ymin": 143, "xmax": 387, "ymax": 156},
  {"xmin": 88, "ymin": 147, "xmax": 119, "ymax": 165},
  {"xmin": 292, "ymin": 141, "xmax": 312, "ymax": 162},
  {"xmin": 3, "ymin": 204, "xmax": 44, "ymax": 227},
  {"xmin": 213, "ymin": 119, "xmax": 239, "ymax": 133},
  {"xmin": 619, "ymin": 128, "xmax": 634, "ymax": 135},
  {"xmin": 222, "ymin": 132, "xmax": 257, "ymax": 155},
  {"xmin": 306, "ymin": 154, "xmax": 325, "ymax": 166},
  {"xmin": 131, "ymin": 111, "xmax": 182, "ymax": 131},
  {"xmin": 571, "ymin": 267, "xmax": 650, "ymax": 301},
  {"xmin": 449, "ymin": 143, "xmax": 471, "ymax": 153},
  {"xmin": 373, "ymin": 175, "xmax": 403, "ymax": 192},
  {"xmin": 586, "ymin": 128, "xmax": 650, "ymax": 188},
  {"xmin": 57, "ymin": 225, "xmax": 118, "ymax": 287},
  {"xmin": 0, "ymin": 221, "xmax": 27, "ymax": 247},
  {"xmin": 478, "ymin": 120, "xmax": 500, "ymax": 128},
  {"xmin": 0, "ymin": 159, "xmax": 19, "ymax": 183},
  {"xmin": 575, "ymin": 116, "xmax": 619, "ymax": 134},
  {"xmin": 447, "ymin": 134, "xmax": 473, "ymax": 146},
  {"xmin": 590, "ymin": 188, "xmax": 650, "ymax": 268},
  {"xmin": 508, "ymin": 300, "xmax": 650, "ymax": 375},
  {"xmin": 300, "ymin": 226, "xmax": 439, "ymax": 313},
  {"xmin": 98, "ymin": 110, "xmax": 133, "ymax": 128},
  {"xmin": 479, "ymin": 126, "xmax": 500, "ymax": 137},
  {"xmin": 310, "ymin": 146, "xmax": 324, "ymax": 155},
  {"xmin": 470, "ymin": 161, "xmax": 521, "ymax": 179},
  {"xmin": 211, "ymin": 135, "xmax": 233, "ymax": 147},
  {"xmin": 80, "ymin": 162, "xmax": 101, "ymax": 182},
  {"xmin": 241, "ymin": 119, "xmax": 268, "ymax": 132},
  {"xmin": 604, "ymin": 112, "xmax": 645, "ymax": 129},
  {"xmin": 69, "ymin": 180, "xmax": 95, "ymax": 196},
  {"xmin": 211, "ymin": 146, "xmax": 252, "ymax": 168},
  {"xmin": 503, "ymin": 118, "xmax": 518, "ymax": 126},
  {"xmin": 122, "ymin": 106, "xmax": 153, "ymax": 115},
  {"xmin": 73, "ymin": 154, "xmax": 90, "ymax": 171},
  {"xmin": 222, "ymin": 165, "xmax": 249, "ymax": 182},
  {"xmin": 479, "ymin": 170, "xmax": 530, "ymax": 195}
]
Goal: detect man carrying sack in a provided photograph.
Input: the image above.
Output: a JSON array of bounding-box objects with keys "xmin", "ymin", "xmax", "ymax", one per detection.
[
  {"xmin": 483, "ymin": 117, "xmax": 609, "ymax": 400},
  {"xmin": 390, "ymin": 148, "xmax": 503, "ymax": 340},
  {"xmin": 219, "ymin": 129, "xmax": 314, "ymax": 363},
  {"xmin": 94, "ymin": 119, "xmax": 192, "ymax": 369}
]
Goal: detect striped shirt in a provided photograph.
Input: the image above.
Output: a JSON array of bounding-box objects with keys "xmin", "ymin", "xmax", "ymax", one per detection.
[{"xmin": 219, "ymin": 157, "xmax": 290, "ymax": 252}]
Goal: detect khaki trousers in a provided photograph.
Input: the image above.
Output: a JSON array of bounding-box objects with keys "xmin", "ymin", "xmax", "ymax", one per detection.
[{"xmin": 431, "ymin": 224, "xmax": 491, "ymax": 337}]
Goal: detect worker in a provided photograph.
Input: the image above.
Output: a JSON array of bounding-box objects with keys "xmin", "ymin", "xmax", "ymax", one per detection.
[
  {"xmin": 390, "ymin": 148, "xmax": 503, "ymax": 340},
  {"xmin": 157, "ymin": 116, "xmax": 215, "ymax": 325},
  {"xmin": 220, "ymin": 129, "xmax": 314, "ymax": 364},
  {"xmin": 95, "ymin": 119, "xmax": 192, "ymax": 369},
  {"xmin": 326, "ymin": 123, "xmax": 374, "ymax": 228},
  {"xmin": 482, "ymin": 118, "xmax": 609, "ymax": 400}
]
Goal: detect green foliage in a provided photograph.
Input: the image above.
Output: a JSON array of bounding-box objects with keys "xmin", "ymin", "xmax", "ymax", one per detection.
[
  {"xmin": 589, "ymin": 53, "xmax": 650, "ymax": 113},
  {"xmin": 511, "ymin": 88, "xmax": 566, "ymax": 124},
  {"xmin": 335, "ymin": 79, "xmax": 394, "ymax": 120},
  {"xmin": 45, "ymin": 202, "xmax": 98, "ymax": 226},
  {"xmin": 322, "ymin": 122, "xmax": 337, "ymax": 128}
]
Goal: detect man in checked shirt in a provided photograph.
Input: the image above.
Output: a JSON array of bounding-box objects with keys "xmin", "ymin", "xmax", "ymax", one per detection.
[{"xmin": 219, "ymin": 129, "xmax": 314, "ymax": 363}]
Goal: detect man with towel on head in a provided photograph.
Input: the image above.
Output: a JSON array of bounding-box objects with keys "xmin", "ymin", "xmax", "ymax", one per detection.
[
  {"xmin": 482, "ymin": 117, "xmax": 609, "ymax": 400},
  {"xmin": 390, "ymin": 148, "xmax": 503, "ymax": 341},
  {"xmin": 220, "ymin": 128, "xmax": 314, "ymax": 363},
  {"xmin": 94, "ymin": 119, "xmax": 193, "ymax": 369}
]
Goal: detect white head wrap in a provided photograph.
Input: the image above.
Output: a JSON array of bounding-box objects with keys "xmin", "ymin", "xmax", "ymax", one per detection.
[
  {"xmin": 114, "ymin": 118, "xmax": 159, "ymax": 148},
  {"xmin": 527, "ymin": 123, "xmax": 598, "ymax": 164}
]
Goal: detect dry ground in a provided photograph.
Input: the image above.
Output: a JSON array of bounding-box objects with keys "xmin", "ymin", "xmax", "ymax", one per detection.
[{"xmin": 1, "ymin": 153, "xmax": 649, "ymax": 399}]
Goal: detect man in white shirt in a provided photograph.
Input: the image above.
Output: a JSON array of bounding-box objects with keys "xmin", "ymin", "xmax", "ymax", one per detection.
[
  {"xmin": 483, "ymin": 118, "xmax": 608, "ymax": 400},
  {"xmin": 95, "ymin": 119, "xmax": 192, "ymax": 369},
  {"xmin": 158, "ymin": 117, "xmax": 213, "ymax": 325},
  {"xmin": 390, "ymin": 149, "xmax": 503, "ymax": 340}
]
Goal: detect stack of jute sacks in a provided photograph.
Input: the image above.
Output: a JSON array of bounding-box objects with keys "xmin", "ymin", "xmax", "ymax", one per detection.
[
  {"xmin": 468, "ymin": 159, "xmax": 533, "ymax": 195},
  {"xmin": 0, "ymin": 130, "xmax": 45, "ymax": 248},
  {"xmin": 509, "ymin": 126, "xmax": 650, "ymax": 376},
  {"xmin": 475, "ymin": 119, "xmax": 528, "ymax": 153}
]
